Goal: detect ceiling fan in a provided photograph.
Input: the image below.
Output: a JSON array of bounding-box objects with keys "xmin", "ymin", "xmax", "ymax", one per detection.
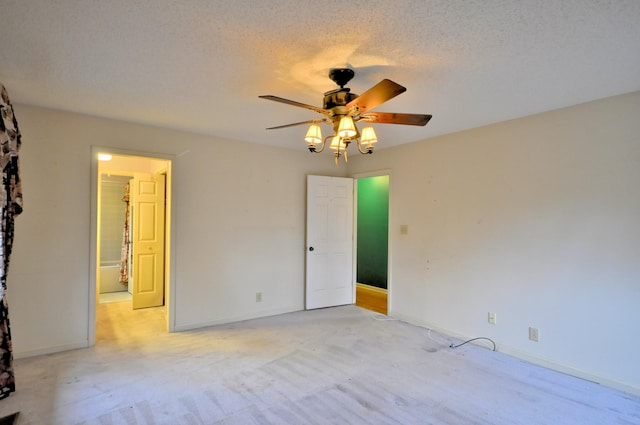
[{"xmin": 259, "ymin": 68, "xmax": 432, "ymax": 164}]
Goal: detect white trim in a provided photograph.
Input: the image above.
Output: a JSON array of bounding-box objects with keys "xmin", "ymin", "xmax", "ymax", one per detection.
[
  {"xmin": 352, "ymin": 179, "xmax": 358, "ymax": 304},
  {"xmin": 89, "ymin": 146, "xmax": 177, "ymax": 348},
  {"xmin": 15, "ymin": 341, "xmax": 89, "ymax": 360},
  {"xmin": 351, "ymin": 168, "xmax": 392, "ymax": 180},
  {"xmin": 89, "ymin": 149, "xmax": 99, "ymax": 346},
  {"xmin": 173, "ymin": 307, "xmax": 300, "ymax": 332}
]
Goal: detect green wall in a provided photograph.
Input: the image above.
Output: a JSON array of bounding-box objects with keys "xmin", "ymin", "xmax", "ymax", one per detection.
[{"xmin": 357, "ymin": 175, "xmax": 389, "ymax": 289}]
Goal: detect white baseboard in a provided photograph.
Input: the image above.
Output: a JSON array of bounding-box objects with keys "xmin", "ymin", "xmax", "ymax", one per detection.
[
  {"xmin": 390, "ymin": 311, "xmax": 640, "ymax": 398},
  {"xmin": 173, "ymin": 306, "xmax": 301, "ymax": 332},
  {"xmin": 14, "ymin": 340, "xmax": 89, "ymax": 360}
]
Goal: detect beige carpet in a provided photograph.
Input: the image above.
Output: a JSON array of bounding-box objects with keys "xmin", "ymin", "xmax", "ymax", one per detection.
[{"xmin": 0, "ymin": 302, "xmax": 638, "ymax": 424}]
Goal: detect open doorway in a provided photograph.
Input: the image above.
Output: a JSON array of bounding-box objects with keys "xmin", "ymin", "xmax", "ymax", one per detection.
[
  {"xmin": 98, "ymin": 173, "xmax": 133, "ymax": 304},
  {"xmin": 90, "ymin": 150, "xmax": 173, "ymax": 345},
  {"xmin": 354, "ymin": 173, "xmax": 390, "ymax": 315}
]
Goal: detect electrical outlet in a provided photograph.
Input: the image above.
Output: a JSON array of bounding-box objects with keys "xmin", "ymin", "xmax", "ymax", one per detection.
[
  {"xmin": 488, "ymin": 312, "xmax": 497, "ymax": 324},
  {"xmin": 256, "ymin": 292, "xmax": 262, "ymax": 302},
  {"xmin": 528, "ymin": 327, "xmax": 539, "ymax": 342}
]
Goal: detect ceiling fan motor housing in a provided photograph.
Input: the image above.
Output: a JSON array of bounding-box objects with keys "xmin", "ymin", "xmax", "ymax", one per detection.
[{"xmin": 323, "ymin": 89, "xmax": 358, "ymax": 110}]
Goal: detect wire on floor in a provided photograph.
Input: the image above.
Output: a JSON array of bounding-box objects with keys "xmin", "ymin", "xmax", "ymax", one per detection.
[{"xmin": 449, "ymin": 337, "xmax": 496, "ymax": 351}]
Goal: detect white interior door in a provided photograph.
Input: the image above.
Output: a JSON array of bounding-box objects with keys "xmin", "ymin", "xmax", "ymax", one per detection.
[
  {"xmin": 131, "ymin": 172, "xmax": 166, "ymax": 309},
  {"xmin": 306, "ymin": 175, "xmax": 354, "ymax": 309}
]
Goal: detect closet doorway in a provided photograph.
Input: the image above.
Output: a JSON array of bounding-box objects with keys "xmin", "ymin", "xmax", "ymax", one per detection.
[
  {"xmin": 354, "ymin": 172, "xmax": 390, "ymax": 315},
  {"xmin": 90, "ymin": 150, "xmax": 174, "ymax": 345}
]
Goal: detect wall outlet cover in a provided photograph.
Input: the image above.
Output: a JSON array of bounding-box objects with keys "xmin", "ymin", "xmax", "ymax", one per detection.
[{"xmin": 528, "ymin": 327, "xmax": 539, "ymax": 342}]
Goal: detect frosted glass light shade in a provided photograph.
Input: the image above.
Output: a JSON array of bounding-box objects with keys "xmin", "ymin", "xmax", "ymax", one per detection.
[
  {"xmin": 337, "ymin": 116, "xmax": 356, "ymax": 138},
  {"xmin": 360, "ymin": 126, "xmax": 378, "ymax": 146},
  {"xmin": 304, "ymin": 124, "xmax": 322, "ymax": 145},
  {"xmin": 329, "ymin": 136, "xmax": 346, "ymax": 150}
]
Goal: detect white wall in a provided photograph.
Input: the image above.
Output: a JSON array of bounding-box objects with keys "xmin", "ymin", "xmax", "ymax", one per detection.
[
  {"xmin": 348, "ymin": 91, "xmax": 640, "ymax": 394},
  {"xmin": 9, "ymin": 92, "xmax": 640, "ymax": 395},
  {"xmin": 9, "ymin": 104, "xmax": 343, "ymax": 357}
]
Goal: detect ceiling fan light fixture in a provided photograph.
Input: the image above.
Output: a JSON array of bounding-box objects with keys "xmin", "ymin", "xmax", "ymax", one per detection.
[
  {"xmin": 260, "ymin": 68, "xmax": 431, "ymax": 165},
  {"xmin": 337, "ymin": 116, "xmax": 356, "ymax": 138},
  {"xmin": 360, "ymin": 126, "xmax": 377, "ymax": 145},
  {"xmin": 304, "ymin": 124, "xmax": 322, "ymax": 150},
  {"xmin": 329, "ymin": 135, "xmax": 347, "ymax": 150},
  {"xmin": 329, "ymin": 135, "xmax": 347, "ymax": 165},
  {"xmin": 358, "ymin": 125, "xmax": 377, "ymax": 154}
]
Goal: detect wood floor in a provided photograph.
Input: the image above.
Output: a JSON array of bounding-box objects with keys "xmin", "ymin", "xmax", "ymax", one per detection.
[
  {"xmin": 355, "ymin": 283, "xmax": 387, "ymax": 315},
  {"xmin": 0, "ymin": 302, "xmax": 638, "ymax": 424}
]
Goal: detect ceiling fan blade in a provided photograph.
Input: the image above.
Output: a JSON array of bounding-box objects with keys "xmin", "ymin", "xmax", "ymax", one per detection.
[
  {"xmin": 346, "ymin": 79, "xmax": 406, "ymax": 114},
  {"xmin": 266, "ymin": 119, "xmax": 328, "ymax": 130},
  {"xmin": 259, "ymin": 95, "xmax": 330, "ymax": 116},
  {"xmin": 360, "ymin": 112, "xmax": 432, "ymax": 126}
]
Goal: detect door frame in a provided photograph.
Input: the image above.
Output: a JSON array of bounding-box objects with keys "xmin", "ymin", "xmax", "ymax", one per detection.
[
  {"xmin": 89, "ymin": 147, "xmax": 176, "ymax": 346},
  {"xmin": 352, "ymin": 169, "xmax": 392, "ymax": 314}
]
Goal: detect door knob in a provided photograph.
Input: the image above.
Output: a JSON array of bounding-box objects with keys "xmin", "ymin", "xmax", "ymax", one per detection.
[{"xmin": 309, "ymin": 246, "xmax": 314, "ymax": 251}]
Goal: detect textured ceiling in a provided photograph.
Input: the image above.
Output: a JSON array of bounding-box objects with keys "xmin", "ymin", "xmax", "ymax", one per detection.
[{"xmin": 1, "ymin": 1, "xmax": 639, "ymax": 150}]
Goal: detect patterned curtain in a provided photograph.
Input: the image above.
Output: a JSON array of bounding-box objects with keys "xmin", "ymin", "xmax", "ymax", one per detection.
[
  {"xmin": 0, "ymin": 84, "xmax": 24, "ymax": 400},
  {"xmin": 119, "ymin": 183, "xmax": 130, "ymax": 284}
]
